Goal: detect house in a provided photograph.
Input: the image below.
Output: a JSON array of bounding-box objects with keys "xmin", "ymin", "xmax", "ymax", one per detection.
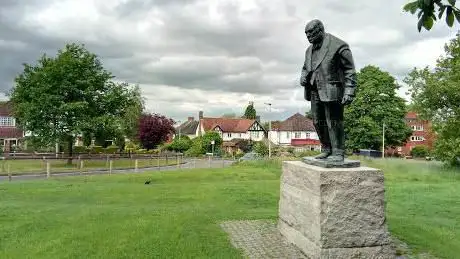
[
  {"xmin": 175, "ymin": 116, "xmax": 200, "ymax": 139},
  {"xmin": 0, "ymin": 101, "xmax": 25, "ymax": 152},
  {"xmin": 197, "ymin": 111, "xmax": 266, "ymax": 142},
  {"xmin": 269, "ymin": 113, "xmax": 321, "ymax": 151},
  {"xmin": 392, "ymin": 111, "xmax": 435, "ymax": 156}
]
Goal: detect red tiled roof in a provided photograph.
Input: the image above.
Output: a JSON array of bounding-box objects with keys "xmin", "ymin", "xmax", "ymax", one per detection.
[
  {"xmin": 0, "ymin": 127, "xmax": 24, "ymax": 138},
  {"xmin": 277, "ymin": 113, "xmax": 315, "ymax": 131},
  {"xmin": 200, "ymin": 117, "xmax": 257, "ymax": 133},
  {"xmin": 0, "ymin": 101, "xmax": 13, "ymax": 117},
  {"xmin": 291, "ymin": 139, "xmax": 321, "ymax": 146},
  {"xmin": 406, "ymin": 112, "xmax": 417, "ymax": 119}
]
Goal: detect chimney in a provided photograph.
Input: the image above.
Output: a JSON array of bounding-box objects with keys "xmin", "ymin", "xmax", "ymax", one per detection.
[
  {"xmin": 255, "ymin": 115, "xmax": 260, "ymax": 122},
  {"xmin": 188, "ymin": 116, "xmax": 194, "ymax": 122},
  {"xmin": 199, "ymin": 111, "xmax": 203, "ymax": 119}
]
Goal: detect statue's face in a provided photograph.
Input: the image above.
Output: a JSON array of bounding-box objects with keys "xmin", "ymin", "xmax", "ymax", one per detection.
[{"xmin": 305, "ymin": 21, "xmax": 324, "ymax": 44}]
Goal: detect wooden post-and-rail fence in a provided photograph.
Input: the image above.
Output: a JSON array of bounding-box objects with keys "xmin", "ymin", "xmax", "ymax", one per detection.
[{"xmin": 1, "ymin": 154, "xmax": 187, "ymax": 181}]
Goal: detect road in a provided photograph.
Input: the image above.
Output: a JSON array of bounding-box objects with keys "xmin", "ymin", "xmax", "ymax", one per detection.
[{"xmin": 0, "ymin": 158, "xmax": 235, "ymax": 182}]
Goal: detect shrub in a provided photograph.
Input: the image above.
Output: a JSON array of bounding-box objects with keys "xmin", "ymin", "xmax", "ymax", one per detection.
[
  {"xmin": 185, "ymin": 137, "xmax": 205, "ymax": 157},
  {"xmin": 167, "ymin": 136, "xmax": 192, "ymax": 153},
  {"xmin": 89, "ymin": 145, "xmax": 103, "ymax": 154},
  {"xmin": 104, "ymin": 145, "xmax": 119, "ymax": 154},
  {"xmin": 410, "ymin": 145, "xmax": 430, "ymax": 158},
  {"xmin": 253, "ymin": 141, "xmax": 268, "ymax": 156},
  {"xmin": 74, "ymin": 146, "xmax": 88, "ymax": 154}
]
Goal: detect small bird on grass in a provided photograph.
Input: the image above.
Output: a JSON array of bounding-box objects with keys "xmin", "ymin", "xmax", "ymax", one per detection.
[{"xmin": 144, "ymin": 180, "xmax": 151, "ymax": 185}]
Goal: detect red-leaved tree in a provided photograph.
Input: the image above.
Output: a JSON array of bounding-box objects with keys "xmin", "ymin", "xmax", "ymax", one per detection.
[{"xmin": 138, "ymin": 113, "xmax": 175, "ymax": 150}]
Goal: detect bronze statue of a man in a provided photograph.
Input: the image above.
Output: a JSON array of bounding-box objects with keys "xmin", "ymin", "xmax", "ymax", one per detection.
[{"xmin": 300, "ymin": 19, "xmax": 357, "ymax": 162}]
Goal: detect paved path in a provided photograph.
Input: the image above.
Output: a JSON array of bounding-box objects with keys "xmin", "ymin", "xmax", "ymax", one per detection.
[{"xmin": 0, "ymin": 159, "xmax": 235, "ymax": 182}]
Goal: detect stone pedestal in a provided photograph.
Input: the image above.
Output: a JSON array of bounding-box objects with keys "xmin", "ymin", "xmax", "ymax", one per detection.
[{"xmin": 278, "ymin": 161, "xmax": 395, "ymax": 259}]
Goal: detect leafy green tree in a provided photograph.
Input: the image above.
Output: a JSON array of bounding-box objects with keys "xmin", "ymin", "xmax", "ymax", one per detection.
[
  {"xmin": 345, "ymin": 65, "xmax": 412, "ymax": 151},
  {"xmin": 243, "ymin": 102, "xmax": 257, "ymax": 119},
  {"xmin": 404, "ymin": 33, "xmax": 460, "ymax": 165},
  {"xmin": 202, "ymin": 131, "xmax": 223, "ymax": 153},
  {"xmin": 10, "ymin": 43, "xmax": 132, "ymax": 164},
  {"xmin": 122, "ymin": 84, "xmax": 144, "ymax": 141},
  {"xmin": 185, "ymin": 136, "xmax": 205, "ymax": 157},
  {"xmin": 167, "ymin": 135, "xmax": 193, "ymax": 153},
  {"xmin": 403, "ymin": 0, "xmax": 460, "ymax": 31}
]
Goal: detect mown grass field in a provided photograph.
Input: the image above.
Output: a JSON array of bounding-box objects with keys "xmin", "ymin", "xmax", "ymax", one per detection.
[
  {"xmin": 0, "ymin": 158, "xmax": 458, "ymax": 258},
  {"xmin": 0, "ymin": 158, "xmax": 180, "ymax": 176}
]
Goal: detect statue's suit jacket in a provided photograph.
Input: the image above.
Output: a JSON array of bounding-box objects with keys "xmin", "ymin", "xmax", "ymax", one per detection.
[{"xmin": 300, "ymin": 33, "xmax": 357, "ymax": 102}]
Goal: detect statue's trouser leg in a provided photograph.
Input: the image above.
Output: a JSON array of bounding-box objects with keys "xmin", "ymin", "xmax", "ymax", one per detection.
[
  {"xmin": 311, "ymin": 91, "xmax": 331, "ymax": 153},
  {"xmin": 324, "ymin": 101, "xmax": 344, "ymax": 156}
]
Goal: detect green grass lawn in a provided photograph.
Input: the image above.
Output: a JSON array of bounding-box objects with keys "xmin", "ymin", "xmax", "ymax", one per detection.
[
  {"xmin": 0, "ymin": 158, "xmax": 458, "ymax": 258},
  {"xmin": 0, "ymin": 158, "xmax": 180, "ymax": 176}
]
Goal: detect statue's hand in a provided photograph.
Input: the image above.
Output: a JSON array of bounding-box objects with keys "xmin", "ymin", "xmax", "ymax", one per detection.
[
  {"xmin": 300, "ymin": 76, "xmax": 307, "ymax": 86},
  {"xmin": 341, "ymin": 95, "xmax": 353, "ymax": 105}
]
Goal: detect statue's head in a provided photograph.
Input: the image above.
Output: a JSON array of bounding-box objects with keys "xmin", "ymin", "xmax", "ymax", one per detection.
[{"xmin": 305, "ymin": 19, "xmax": 325, "ymax": 44}]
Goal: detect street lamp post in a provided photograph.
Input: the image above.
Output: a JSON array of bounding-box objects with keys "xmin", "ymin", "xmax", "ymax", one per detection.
[
  {"xmin": 264, "ymin": 102, "xmax": 272, "ymax": 158},
  {"xmin": 177, "ymin": 120, "xmax": 181, "ymax": 139}
]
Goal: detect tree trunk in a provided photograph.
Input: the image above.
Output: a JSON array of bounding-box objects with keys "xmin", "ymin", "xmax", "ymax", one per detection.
[{"xmin": 67, "ymin": 136, "xmax": 73, "ymax": 165}]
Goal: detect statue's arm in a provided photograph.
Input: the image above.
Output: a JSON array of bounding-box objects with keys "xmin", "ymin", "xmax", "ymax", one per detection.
[{"xmin": 338, "ymin": 45, "xmax": 357, "ymax": 97}]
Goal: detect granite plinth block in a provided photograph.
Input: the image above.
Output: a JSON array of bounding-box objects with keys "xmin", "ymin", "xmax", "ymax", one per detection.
[{"xmin": 278, "ymin": 161, "xmax": 395, "ymax": 259}]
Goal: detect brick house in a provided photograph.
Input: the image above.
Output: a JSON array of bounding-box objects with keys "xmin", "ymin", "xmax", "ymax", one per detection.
[
  {"xmin": 269, "ymin": 113, "xmax": 321, "ymax": 151},
  {"xmin": 0, "ymin": 101, "xmax": 24, "ymax": 152},
  {"xmin": 389, "ymin": 111, "xmax": 435, "ymax": 156}
]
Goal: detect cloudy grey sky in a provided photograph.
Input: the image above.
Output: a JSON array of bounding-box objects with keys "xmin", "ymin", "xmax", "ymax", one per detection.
[{"xmin": 1, "ymin": 0, "xmax": 458, "ymax": 122}]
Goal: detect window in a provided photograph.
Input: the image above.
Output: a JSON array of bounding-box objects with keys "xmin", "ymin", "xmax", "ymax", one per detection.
[
  {"xmin": 411, "ymin": 125, "xmax": 424, "ymax": 131},
  {"xmin": 0, "ymin": 117, "xmax": 15, "ymax": 127},
  {"xmin": 410, "ymin": 136, "xmax": 424, "ymax": 141},
  {"xmin": 294, "ymin": 132, "xmax": 301, "ymax": 138},
  {"xmin": 286, "ymin": 132, "xmax": 291, "ymax": 138},
  {"xmin": 305, "ymin": 132, "xmax": 310, "ymax": 138},
  {"xmin": 227, "ymin": 133, "xmax": 232, "ymax": 138},
  {"xmin": 250, "ymin": 131, "xmax": 259, "ymax": 138}
]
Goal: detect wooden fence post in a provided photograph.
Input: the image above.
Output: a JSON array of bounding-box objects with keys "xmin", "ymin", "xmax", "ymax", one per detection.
[
  {"xmin": 157, "ymin": 156, "xmax": 160, "ymax": 170},
  {"xmin": 7, "ymin": 163, "xmax": 11, "ymax": 182},
  {"xmin": 46, "ymin": 161, "xmax": 51, "ymax": 178},
  {"xmin": 80, "ymin": 160, "xmax": 84, "ymax": 174},
  {"xmin": 208, "ymin": 155, "xmax": 211, "ymax": 168},
  {"xmin": 134, "ymin": 159, "xmax": 138, "ymax": 172},
  {"xmin": 109, "ymin": 160, "xmax": 113, "ymax": 175}
]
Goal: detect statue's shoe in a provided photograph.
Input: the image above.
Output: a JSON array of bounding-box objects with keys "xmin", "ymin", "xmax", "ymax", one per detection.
[
  {"xmin": 325, "ymin": 155, "xmax": 344, "ymax": 163},
  {"xmin": 314, "ymin": 151, "xmax": 331, "ymax": 159}
]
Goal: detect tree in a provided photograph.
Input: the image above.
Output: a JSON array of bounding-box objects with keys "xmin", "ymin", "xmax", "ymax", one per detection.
[
  {"xmin": 10, "ymin": 43, "xmax": 132, "ymax": 164},
  {"xmin": 138, "ymin": 113, "xmax": 175, "ymax": 150},
  {"xmin": 243, "ymin": 101, "xmax": 257, "ymax": 119},
  {"xmin": 404, "ymin": 33, "xmax": 460, "ymax": 165},
  {"xmin": 122, "ymin": 84, "xmax": 144, "ymax": 141},
  {"xmin": 202, "ymin": 131, "xmax": 223, "ymax": 154},
  {"xmin": 345, "ymin": 65, "xmax": 412, "ymax": 151},
  {"xmin": 403, "ymin": 0, "xmax": 460, "ymax": 31},
  {"xmin": 167, "ymin": 135, "xmax": 192, "ymax": 153}
]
